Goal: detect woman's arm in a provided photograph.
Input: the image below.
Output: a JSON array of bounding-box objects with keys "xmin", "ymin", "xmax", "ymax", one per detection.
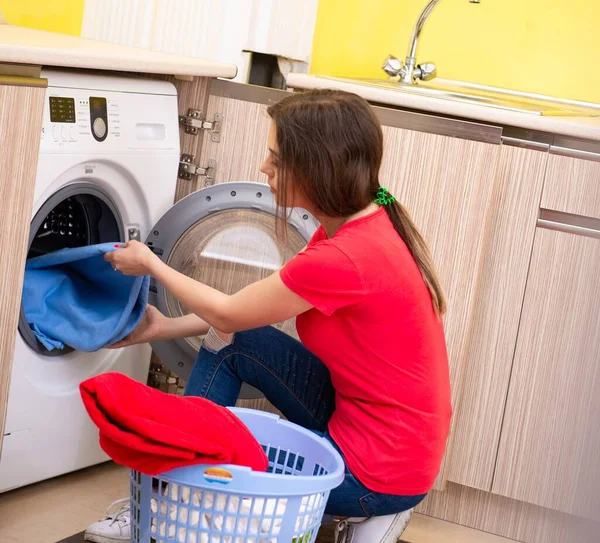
[
  {"xmin": 150, "ymin": 259, "xmax": 312, "ymax": 333},
  {"xmin": 105, "ymin": 240, "xmax": 313, "ymax": 334},
  {"xmin": 157, "ymin": 313, "xmax": 211, "ymax": 340}
]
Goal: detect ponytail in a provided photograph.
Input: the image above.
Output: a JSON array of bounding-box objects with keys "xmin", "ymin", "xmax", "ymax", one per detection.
[{"xmin": 384, "ymin": 201, "xmax": 447, "ymax": 317}]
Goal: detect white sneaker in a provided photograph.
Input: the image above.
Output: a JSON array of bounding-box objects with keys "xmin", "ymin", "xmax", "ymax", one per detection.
[
  {"xmin": 334, "ymin": 508, "xmax": 415, "ymax": 543},
  {"xmin": 84, "ymin": 498, "xmax": 131, "ymax": 543}
]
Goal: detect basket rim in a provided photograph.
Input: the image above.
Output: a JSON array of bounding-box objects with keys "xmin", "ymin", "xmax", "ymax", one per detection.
[{"xmin": 134, "ymin": 407, "xmax": 346, "ymax": 495}]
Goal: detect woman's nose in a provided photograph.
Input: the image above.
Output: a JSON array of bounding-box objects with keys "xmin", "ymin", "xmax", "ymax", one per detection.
[{"xmin": 259, "ymin": 160, "xmax": 271, "ymax": 176}]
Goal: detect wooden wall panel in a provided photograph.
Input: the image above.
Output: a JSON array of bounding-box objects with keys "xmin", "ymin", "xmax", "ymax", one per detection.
[
  {"xmin": 492, "ymin": 229, "xmax": 600, "ymax": 518},
  {"xmin": 448, "ymin": 144, "xmax": 548, "ymax": 490},
  {"xmin": 541, "ymin": 153, "xmax": 600, "ymax": 219},
  {"xmin": 378, "ymin": 126, "xmax": 500, "ymax": 488},
  {"xmin": 0, "ymin": 82, "xmax": 46, "ymax": 453},
  {"xmin": 418, "ymin": 483, "xmax": 599, "ymax": 543}
]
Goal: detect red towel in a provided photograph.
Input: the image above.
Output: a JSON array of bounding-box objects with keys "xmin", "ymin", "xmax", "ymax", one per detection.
[{"xmin": 80, "ymin": 372, "xmax": 268, "ymax": 475}]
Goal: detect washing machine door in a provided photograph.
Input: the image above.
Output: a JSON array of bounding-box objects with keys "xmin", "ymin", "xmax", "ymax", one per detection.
[{"xmin": 147, "ymin": 182, "xmax": 318, "ymax": 398}]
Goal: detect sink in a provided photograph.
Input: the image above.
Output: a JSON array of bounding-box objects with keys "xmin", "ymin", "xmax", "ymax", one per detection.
[{"xmin": 315, "ymin": 76, "xmax": 600, "ymax": 117}]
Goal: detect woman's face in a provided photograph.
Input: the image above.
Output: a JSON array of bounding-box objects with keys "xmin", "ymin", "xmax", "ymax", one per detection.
[
  {"xmin": 260, "ymin": 122, "xmax": 280, "ymax": 198},
  {"xmin": 260, "ymin": 122, "xmax": 311, "ymax": 210}
]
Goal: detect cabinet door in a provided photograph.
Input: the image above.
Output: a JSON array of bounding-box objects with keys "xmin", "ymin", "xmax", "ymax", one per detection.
[
  {"xmin": 0, "ymin": 81, "xmax": 46, "ymax": 452},
  {"xmin": 378, "ymin": 126, "xmax": 500, "ymax": 488},
  {"xmin": 492, "ymin": 225, "xmax": 600, "ymax": 518},
  {"xmin": 448, "ymin": 144, "xmax": 548, "ymax": 490}
]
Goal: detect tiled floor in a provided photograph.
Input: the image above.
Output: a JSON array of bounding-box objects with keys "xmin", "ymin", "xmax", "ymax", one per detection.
[
  {"xmin": 0, "ymin": 462, "xmax": 517, "ymax": 543},
  {"xmin": 0, "ymin": 462, "xmax": 129, "ymax": 543}
]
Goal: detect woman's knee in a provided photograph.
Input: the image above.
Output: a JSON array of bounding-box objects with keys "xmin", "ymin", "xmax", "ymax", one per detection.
[{"xmin": 202, "ymin": 327, "xmax": 235, "ymax": 353}]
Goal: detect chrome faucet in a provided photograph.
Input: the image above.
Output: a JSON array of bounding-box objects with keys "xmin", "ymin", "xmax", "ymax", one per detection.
[{"xmin": 383, "ymin": 0, "xmax": 480, "ymax": 84}]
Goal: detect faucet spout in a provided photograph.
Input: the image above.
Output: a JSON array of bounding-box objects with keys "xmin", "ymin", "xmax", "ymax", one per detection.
[
  {"xmin": 383, "ymin": 0, "xmax": 481, "ymax": 84},
  {"xmin": 406, "ymin": 0, "xmax": 442, "ymax": 69}
]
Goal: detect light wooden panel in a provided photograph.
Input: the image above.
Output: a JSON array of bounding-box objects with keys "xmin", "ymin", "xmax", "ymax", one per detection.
[
  {"xmin": 541, "ymin": 153, "xmax": 600, "ymax": 219},
  {"xmin": 169, "ymin": 76, "xmax": 212, "ymax": 200},
  {"xmin": 199, "ymin": 94, "xmax": 271, "ymax": 185},
  {"xmin": 198, "ymin": 93, "xmax": 289, "ymax": 415},
  {"xmin": 417, "ymin": 482, "xmax": 599, "ymax": 543},
  {"xmin": 448, "ymin": 145, "xmax": 548, "ymax": 490},
  {"xmin": 492, "ymin": 228, "xmax": 600, "ymax": 517},
  {"xmin": 0, "ymin": 84, "xmax": 46, "ymax": 453},
  {"xmin": 146, "ymin": 75, "xmax": 211, "ymax": 394},
  {"xmin": 379, "ymin": 126, "xmax": 500, "ymax": 488}
]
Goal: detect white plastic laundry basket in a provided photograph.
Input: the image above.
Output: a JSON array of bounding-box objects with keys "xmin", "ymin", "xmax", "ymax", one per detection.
[{"xmin": 130, "ymin": 408, "xmax": 345, "ymax": 543}]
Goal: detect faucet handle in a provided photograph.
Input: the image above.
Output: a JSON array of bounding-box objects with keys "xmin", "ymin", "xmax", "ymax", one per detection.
[
  {"xmin": 382, "ymin": 55, "xmax": 404, "ymax": 77},
  {"xmin": 415, "ymin": 62, "xmax": 437, "ymax": 81}
]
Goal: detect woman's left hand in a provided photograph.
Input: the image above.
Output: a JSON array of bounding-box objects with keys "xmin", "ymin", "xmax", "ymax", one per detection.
[{"xmin": 104, "ymin": 240, "xmax": 160, "ymax": 277}]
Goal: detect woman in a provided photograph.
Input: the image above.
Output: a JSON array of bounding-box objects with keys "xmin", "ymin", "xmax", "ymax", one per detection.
[{"xmin": 87, "ymin": 89, "xmax": 451, "ymax": 543}]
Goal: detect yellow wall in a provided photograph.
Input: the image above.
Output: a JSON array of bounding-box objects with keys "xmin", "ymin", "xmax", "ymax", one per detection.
[
  {"xmin": 0, "ymin": 0, "xmax": 84, "ymax": 36},
  {"xmin": 311, "ymin": 0, "xmax": 600, "ymax": 104}
]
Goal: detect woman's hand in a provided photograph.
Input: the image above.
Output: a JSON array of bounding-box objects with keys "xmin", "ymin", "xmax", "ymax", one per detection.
[
  {"xmin": 104, "ymin": 240, "xmax": 161, "ymax": 276},
  {"xmin": 109, "ymin": 304, "xmax": 166, "ymax": 349}
]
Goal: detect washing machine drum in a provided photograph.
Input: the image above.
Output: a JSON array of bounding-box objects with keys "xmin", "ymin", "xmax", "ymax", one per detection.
[
  {"xmin": 19, "ymin": 183, "xmax": 124, "ymax": 356},
  {"xmin": 148, "ymin": 182, "xmax": 318, "ymax": 395}
]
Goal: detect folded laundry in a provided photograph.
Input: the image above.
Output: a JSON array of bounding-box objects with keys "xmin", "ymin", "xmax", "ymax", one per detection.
[
  {"xmin": 22, "ymin": 242, "xmax": 149, "ymax": 352},
  {"xmin": 149, "ymin": 482, "xmax": 324, "ymax": 543},
  {"xmin": 80, "ymin": 372, "xmax": 268, "ymax": 475}
]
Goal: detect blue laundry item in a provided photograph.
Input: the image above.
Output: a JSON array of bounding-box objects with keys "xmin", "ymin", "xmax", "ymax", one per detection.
[{"xmin": 23, "ymin": 242, "xmax": 149, "ymax": 352}]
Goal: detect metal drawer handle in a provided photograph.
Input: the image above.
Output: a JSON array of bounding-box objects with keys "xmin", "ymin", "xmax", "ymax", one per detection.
[{"xmin": 537, "ymin": 209, "xmax": 600, "ymax": 239}]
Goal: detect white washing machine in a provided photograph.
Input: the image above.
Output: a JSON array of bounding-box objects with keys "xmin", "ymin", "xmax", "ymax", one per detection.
[
  {"xmin": 0, "ymin": 70, "xmax": 319, "ymax": 494},
  {"xmin": 0, "ymin": 70, "xmax": 181, "ymax": 492}
]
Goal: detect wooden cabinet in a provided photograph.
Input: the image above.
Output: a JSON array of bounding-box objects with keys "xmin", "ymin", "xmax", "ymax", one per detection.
[
  {"xmin": 171, "ymin": 79, "xmax": 600, "ymax": 518},
  {"xmin": 491, "ymin": 155, "xmax": 600, "ymax": 518},
  {"xmin": 0, "ymin": 80, "xmax": 47, "ymax": 453},
  {"xmin": 377, "ymin": 126, "xmax": 500, "ymax": 487},
  {"xmin": 541, "ymin": 153, "xmax": 600, "ymax": 220},
  {"xmin": 448, "ymin": 143, "xmax": 548, "ymax": 490}
]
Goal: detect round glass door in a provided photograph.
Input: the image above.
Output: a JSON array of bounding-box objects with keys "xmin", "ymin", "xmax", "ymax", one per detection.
[
  {"xmin": 147, "ymin": 182, "xmax": 318, "ymax": 391},
  {"xmin": 165, "ymin": 209, "xmax": 306, "ymax": 351}
]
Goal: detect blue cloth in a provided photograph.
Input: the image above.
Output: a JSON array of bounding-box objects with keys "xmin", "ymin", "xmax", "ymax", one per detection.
[{"xmin": 23, "ymin": 242, "xmax": 149, "ymax": 352}]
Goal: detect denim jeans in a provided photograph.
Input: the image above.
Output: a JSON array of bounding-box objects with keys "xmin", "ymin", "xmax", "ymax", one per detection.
[{"xmin": 184, "ymin": 326, "xmax": 427, "ymax": 517}]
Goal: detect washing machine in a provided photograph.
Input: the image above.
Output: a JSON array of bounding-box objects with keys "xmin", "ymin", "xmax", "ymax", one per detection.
[
  {"xmin": 0, "ymin": 69, "xmax": 181, "ymax": 492},
  {"xmin": 0, "ymin": 70, "xmax": 318, "ymax": 493}
]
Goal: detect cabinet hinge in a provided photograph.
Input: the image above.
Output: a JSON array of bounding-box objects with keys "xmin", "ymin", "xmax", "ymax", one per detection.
[
  {"xmin": 178, "ymin": 155, "xmax": 217, "ymax": 185},
  {"xmin": 178, "ymin": 108, "xmax": 223, "ymax": 142}
]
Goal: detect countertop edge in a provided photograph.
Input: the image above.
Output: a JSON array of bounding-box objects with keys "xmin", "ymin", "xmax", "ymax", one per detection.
[
  {"xmin": 287, "ymin": 73, "xmax": 600, "ymax": 143},
  {"xmin": 0, "ymin": 26, "xmax": 238, "ymax": 79}
]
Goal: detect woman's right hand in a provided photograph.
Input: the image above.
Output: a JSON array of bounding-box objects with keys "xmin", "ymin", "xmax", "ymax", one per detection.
[{"xmin": 109, "ymin": 304, "xmax": 166, "ymax": 349}]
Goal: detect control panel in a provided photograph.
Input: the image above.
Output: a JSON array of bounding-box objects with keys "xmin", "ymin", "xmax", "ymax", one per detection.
[{"xmin": 40, "ymin": 81, "xmax": 179, "ymax": 154}]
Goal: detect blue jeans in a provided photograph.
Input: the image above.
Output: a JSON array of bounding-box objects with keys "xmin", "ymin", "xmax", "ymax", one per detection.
[{"xmin": 184, "ymin": 326, "xmax": 427, "ymax": 517}]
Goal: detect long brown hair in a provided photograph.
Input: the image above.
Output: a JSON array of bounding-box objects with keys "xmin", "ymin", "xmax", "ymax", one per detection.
[{"xmin": 267, "ymin": 89, "xmax": 447, "ymax": 316}]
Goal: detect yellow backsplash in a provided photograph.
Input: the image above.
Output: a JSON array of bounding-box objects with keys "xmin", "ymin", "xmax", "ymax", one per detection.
[
  {"xmin": 311, "ymin": 0, "xmax": 600, "ymax": 104},
  {"xmin": 3, "ymin": 0, "xmax": 598, "ymax": 105},
  {"xmin": 0, "ymin": 0, "xmax": 83, "ymax": 36}
]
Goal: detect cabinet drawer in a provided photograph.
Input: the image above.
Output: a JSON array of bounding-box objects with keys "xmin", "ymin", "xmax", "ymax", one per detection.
[{"xmin": 541, "ymin": 153, "xmax": 600, "ymax": 219}]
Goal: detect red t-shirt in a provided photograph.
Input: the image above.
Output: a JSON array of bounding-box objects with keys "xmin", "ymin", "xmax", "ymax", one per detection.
[{"xmin": 280, "ymin": 207, "xmax": 451, "ymax": 495}]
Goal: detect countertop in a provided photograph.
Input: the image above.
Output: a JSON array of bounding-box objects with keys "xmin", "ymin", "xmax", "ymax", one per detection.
[
  {"xmin": 287, "ymin": 73, "xmax": 600, "ymax": 143},
  {"xmin": 0, "ymin": 24, "xmax": 237, "ymax": 79}
]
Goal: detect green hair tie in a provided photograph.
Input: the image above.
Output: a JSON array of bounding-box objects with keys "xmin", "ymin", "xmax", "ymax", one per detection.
[{"xmin": 374, "ymin": 187, "xmax": 396, "ymax": 206}]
